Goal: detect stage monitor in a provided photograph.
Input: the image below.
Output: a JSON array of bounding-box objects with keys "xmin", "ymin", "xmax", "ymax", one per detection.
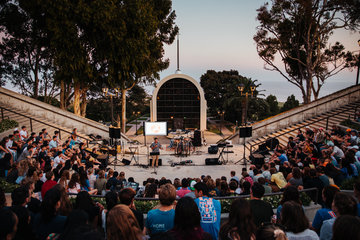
[{"xmin": 144, "ymin": 122, "xmax": 167, "ymax": 136}]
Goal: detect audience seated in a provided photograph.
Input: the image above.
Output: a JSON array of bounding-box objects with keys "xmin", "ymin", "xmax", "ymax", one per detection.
[
  {"xmin": 145, "ymin": 183, "xmax": 176, "ymax": 236},
  {"xmin": 0, "ymin": 124, "xmax": 359, "ymax": 239},
  {"xmin": 280, "ymin": 201, "xmax": 319, "ymax": 240},
  {"xmin": 107, "ymin": 204, "xmax": 144, "ymax": 240},
  {"xmin": 168, "ymin": 196, "xmax": 212, "ymax": 240},
  {"xmin": 219, "ymin": 198, "xmax": 256, "ymax": 240}
]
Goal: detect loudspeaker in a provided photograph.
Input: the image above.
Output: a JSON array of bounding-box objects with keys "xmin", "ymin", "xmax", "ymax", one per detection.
[
  {"xmin": 208, "ymin": 145, "xmax": 218, "ymax": 154},
  {"xmin": 193, "ymin": 130, "xmax": 202, "ymax": 147},
  {"xmin": 205, "ymin": 158, "xmax": 221, "ymax": 165},
  {"xmin": 239, "ymin": 126, "xmax": 252, "ymax": 138},
  {"xmin": 109, "ymin": 127, "xmax": 121, "ymax": 139},
  {"xmin": 122, "ymin": 159, "xmax": 131, "ymax": 165},
  {"xmin": 149, "ymin": 158, "xmax": 162, "ymax": 166}
]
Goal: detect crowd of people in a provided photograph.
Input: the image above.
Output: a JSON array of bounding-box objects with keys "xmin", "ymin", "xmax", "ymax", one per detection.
[{"xmin": 0, "ymin": 124, "xmax": 359, "ymax": 239}]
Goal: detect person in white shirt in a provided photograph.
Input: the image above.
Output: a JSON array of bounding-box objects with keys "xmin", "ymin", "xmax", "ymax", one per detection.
[
  {"xmin": 49, "ymin": 136, "xmax": 58, "ymax": 150},
  {"xmin": 53, "ymin": 153, "xmax": 66, "ymax": 168},
  {"xmin": 19, "ymin": 126, "xmax": 28, "ymax": 141},
  {"xmin": 88, "ymin": 168, "xmax": 97, "ymax": 189}
]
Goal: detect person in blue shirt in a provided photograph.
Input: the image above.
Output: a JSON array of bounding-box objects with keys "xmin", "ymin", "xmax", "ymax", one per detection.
[
  {"xmin": 320, "ymin": 192, "xmax": 358, "ymax": 240},
  {"xmin": 194, "ymin": 182, "xmax": 221, "ymax": 240},
  {"xmin": 145, "ymin": 183, "xmax": 176, "ymax": 236},
  {"xmin": 312, "ymin": 185, "xmax": 339, "ymax": 233}
]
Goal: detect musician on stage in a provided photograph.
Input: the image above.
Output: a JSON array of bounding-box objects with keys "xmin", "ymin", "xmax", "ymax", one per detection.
[{"xmin": 150, "ymin": 138, "xmax": 162, "ymax": 168}]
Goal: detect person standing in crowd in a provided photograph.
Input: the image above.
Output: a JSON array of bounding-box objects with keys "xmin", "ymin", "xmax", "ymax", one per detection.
[
  {"xmin": 280, "ymin": 201, "xmax": 319, "ymax": 240},
  {"xmin": 311, "ymin": 185, "xmax": 339, "ymax": 233},
  {"xmin": 320, "ymin": 192, "xmax": 358, "ymax": 240},
  {"xmin": 33, "ymin": 187, "xmax": 67, "ymax": 240},
  {"xmin": 249, "ymin": 182, "xmax": 274, "ymax": 227},
  {"xmin": 332, "ymin": 215, "xmax": 360, "ymax": 240},
  {"xmin": 41, "ymin": 171, "xmax": 57, "ymax": 199},
  {"xmin": 256, "ymin": 223, "xmax": 288, "ymax": 240},
  {"xmin": 0, "ymin": 208, "xmax": 18, "ymax": 240},
  {"xmin": 119, "ymin": 188, "xmax": 144, "ymax": 230},
  {"xmin": 107, "ymin": 204, "xmax": 144, "ymax": 240},
  {"xmin": 150, "ymin": 138, "xmax": 162, "ymax": 169},
  {"xmin": 169, "ymin": 196, "xmax": 212, "ymax": 240},
  {"xmin": 194, "ymin": 182, "xmax": 221, "ymax": 240},
  {"xmin": 219, "ymin": 198, "xmax": 256, "ymax": 240},
  {"xmin": 176, "ymin": 178, "xmax": 191, "ymax": 198},
  {"xmin": 145, "ymin": 183, "xmax": 176, "ymax": 236}
]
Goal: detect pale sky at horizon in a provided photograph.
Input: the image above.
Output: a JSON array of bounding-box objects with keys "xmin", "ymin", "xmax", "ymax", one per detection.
[{"xmin": 158, "ymin": 0, "xmax": 360, "ymax": 102}]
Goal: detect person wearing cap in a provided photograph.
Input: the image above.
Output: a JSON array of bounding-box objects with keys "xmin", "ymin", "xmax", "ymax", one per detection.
[
  {"xmin": 184, "ymin": 180, "xmax": 197, "ymax": 199},
  {"xmin": 150, "ymin": 138, "xmax": 162, "ymax": 168},
  {"xmin": 194, "ymin": 182, "xmax": 221, "ymax": 240}
]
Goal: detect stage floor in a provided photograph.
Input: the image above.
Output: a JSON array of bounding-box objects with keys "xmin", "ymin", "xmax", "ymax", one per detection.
[{"xmin": 108, "ymin": 133, "xmax": 250, "ymax": 183}]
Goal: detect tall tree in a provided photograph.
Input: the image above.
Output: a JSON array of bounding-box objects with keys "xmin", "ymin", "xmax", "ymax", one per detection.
[
  {"xmin": 265, "ymin": 94, "xmax": 279, "ymax": 116},
  {"xmin": 92, "ymin": 0, "xmax": 178, "ymax": 132},
  {"xmin": 0, "ymin": 0, "xmax": 52, "ymax": 99},
  {"xmin": 254, "ymin": 0, "xmax": 359, "ymax": 104}
]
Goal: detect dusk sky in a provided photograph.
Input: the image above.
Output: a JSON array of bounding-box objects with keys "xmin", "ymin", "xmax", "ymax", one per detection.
[{"xmin": 158, "ymin": 0, "xmax": 360, "ymax": 102}]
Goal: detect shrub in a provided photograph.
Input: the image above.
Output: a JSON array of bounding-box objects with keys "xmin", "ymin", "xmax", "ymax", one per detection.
[
  {"xmin": 340, "ymin": 176, "xmax": 360, "ymax": 190},
  {"xmin": 0, "ymin": 178, "xmax": 19, "ymax": 193},
  {"xmin": 0, "ymin": 119, "xmax": 18, "ymax": 133}
]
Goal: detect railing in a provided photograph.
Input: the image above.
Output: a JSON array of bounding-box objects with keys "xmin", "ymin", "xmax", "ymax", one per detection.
[
  {"xmin": 249, "ymin": 103, "xmax": 358, "ymax": 156},
  {"xmin": 252, "ymin": 86, "xmax": 360, "ymax": 132},
  {"xmin": 227, "ymin": 86, "xmax": 360, "ymax": 142},
  {"xmin": 0, "ymin": 106, "xmax": 90, "ymax": 147},
  {"xmin": 0, "ymin": 89, "xmax": 108, "ymax": 134}
]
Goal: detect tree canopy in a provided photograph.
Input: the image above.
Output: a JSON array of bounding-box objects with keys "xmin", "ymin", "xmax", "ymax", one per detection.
[
  {"xmin": 254, "ymin": 0, "xmax": 359, "ymax": 104},
  {"xmin": 0, "ymin": 0, "xmax": 178, "ymax": 125},
  {"xmin": 200, "ymin": 70, "xmax": 268, "ymax": 124}
]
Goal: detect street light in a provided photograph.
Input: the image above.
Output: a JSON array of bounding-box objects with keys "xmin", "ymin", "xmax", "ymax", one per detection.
[
  {"xmin": 102, "ymin": 86, "xmax": 120, "ymax": 126},
  {"xmin": 217, "ymin": 110, "xmax": 225, "ymax": 136},
  {"xmin": 356, "ymin": 39, "xmax": 360, "ymax": 85},
  {"xmin": 133, "ymin": 111, "xmax": 141, "ymax": 135},
  {"xmin": 237, "ymin": 83, "xmax": 256, "ymax": 125},
  {"xmin": 170, "ymin": 116, "xmax": 174, "ymax": 130},
  {"xmin": 236, "ymin": 83, "xmax": 256, "ymax": 168}
]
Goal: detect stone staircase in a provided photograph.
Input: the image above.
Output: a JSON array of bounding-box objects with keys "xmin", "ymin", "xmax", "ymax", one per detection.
[
  {"xmin": 244, "ymin": 101, "xmax": 360, "ymax": 156},
  {"xmin": 0, "ymin": 105, "xmax": 91, "ymax": 143}
]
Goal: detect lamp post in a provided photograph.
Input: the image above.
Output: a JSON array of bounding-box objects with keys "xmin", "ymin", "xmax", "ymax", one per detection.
[
  {"xmin": 217, "ymin": 110, "xmax": 225, "ymax": 136},
  {"xmin": 133, "ymin": 111, "xmax": 141, "ymax": 135},
  {"xmin": 236, "ymin": 83, "xmax": 256, "ymax": 168},
  {"xmin": 237, "ymin": 83, "xmax": 256, "ymax": 126},
  {"xmin": 102, "ymin": 87, "xmax": 120, "ymax": 126},
  {"xmin": 170, "ymin": 116, "xmax": 174, "ymax": 130},
  {"xmin": 356, "ymin": 39, "xmax": 360, "ymax": 85}
]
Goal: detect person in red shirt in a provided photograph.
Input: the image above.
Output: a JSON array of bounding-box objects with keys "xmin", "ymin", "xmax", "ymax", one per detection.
[
  {"xmin": 41, "ymin": 171, "xmax": 57, "ymax": 199},
  {"xmin": 176, "ymin": 178, "xmax": 191, "ymax": 198}
]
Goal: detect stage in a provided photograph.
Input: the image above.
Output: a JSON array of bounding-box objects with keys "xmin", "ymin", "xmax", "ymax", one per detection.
[{"xmin": 101, "ymin": 131, "xmax": 251, "ymax": 183}]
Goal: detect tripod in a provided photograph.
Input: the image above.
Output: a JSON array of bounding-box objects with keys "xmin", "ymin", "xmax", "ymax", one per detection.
[{"xmin": 235, "ymin": 136, "xmax": 247, "ymax": 167}]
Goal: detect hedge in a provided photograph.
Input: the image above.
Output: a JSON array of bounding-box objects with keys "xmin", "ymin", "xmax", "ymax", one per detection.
[{"xmin": 0, "ymin": 119, "xmax": 18, "ymax": 133}]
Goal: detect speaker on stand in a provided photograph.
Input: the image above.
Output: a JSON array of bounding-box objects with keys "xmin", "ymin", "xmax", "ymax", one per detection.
[
  {"xmin": 109, "ymin": 127, "xmax": 121, "ymax": 169},
  {"xmin": 235, "ymin": 126, "xmax": 252, "ymax": 168}
]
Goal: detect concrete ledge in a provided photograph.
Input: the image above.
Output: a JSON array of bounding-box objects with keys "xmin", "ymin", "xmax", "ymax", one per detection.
[
  {"xmin": 0, "ymin": 87, "xmax": 109, "ymax": 138},
  {"xmin": 246, "ymin": 85, "xmax": 360, "ymax": 141}
]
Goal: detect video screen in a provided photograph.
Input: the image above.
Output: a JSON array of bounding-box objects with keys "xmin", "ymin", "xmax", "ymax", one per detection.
[{"xmin": 144, "ymin": 122, "xmax": 167, "ymax": 136}]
